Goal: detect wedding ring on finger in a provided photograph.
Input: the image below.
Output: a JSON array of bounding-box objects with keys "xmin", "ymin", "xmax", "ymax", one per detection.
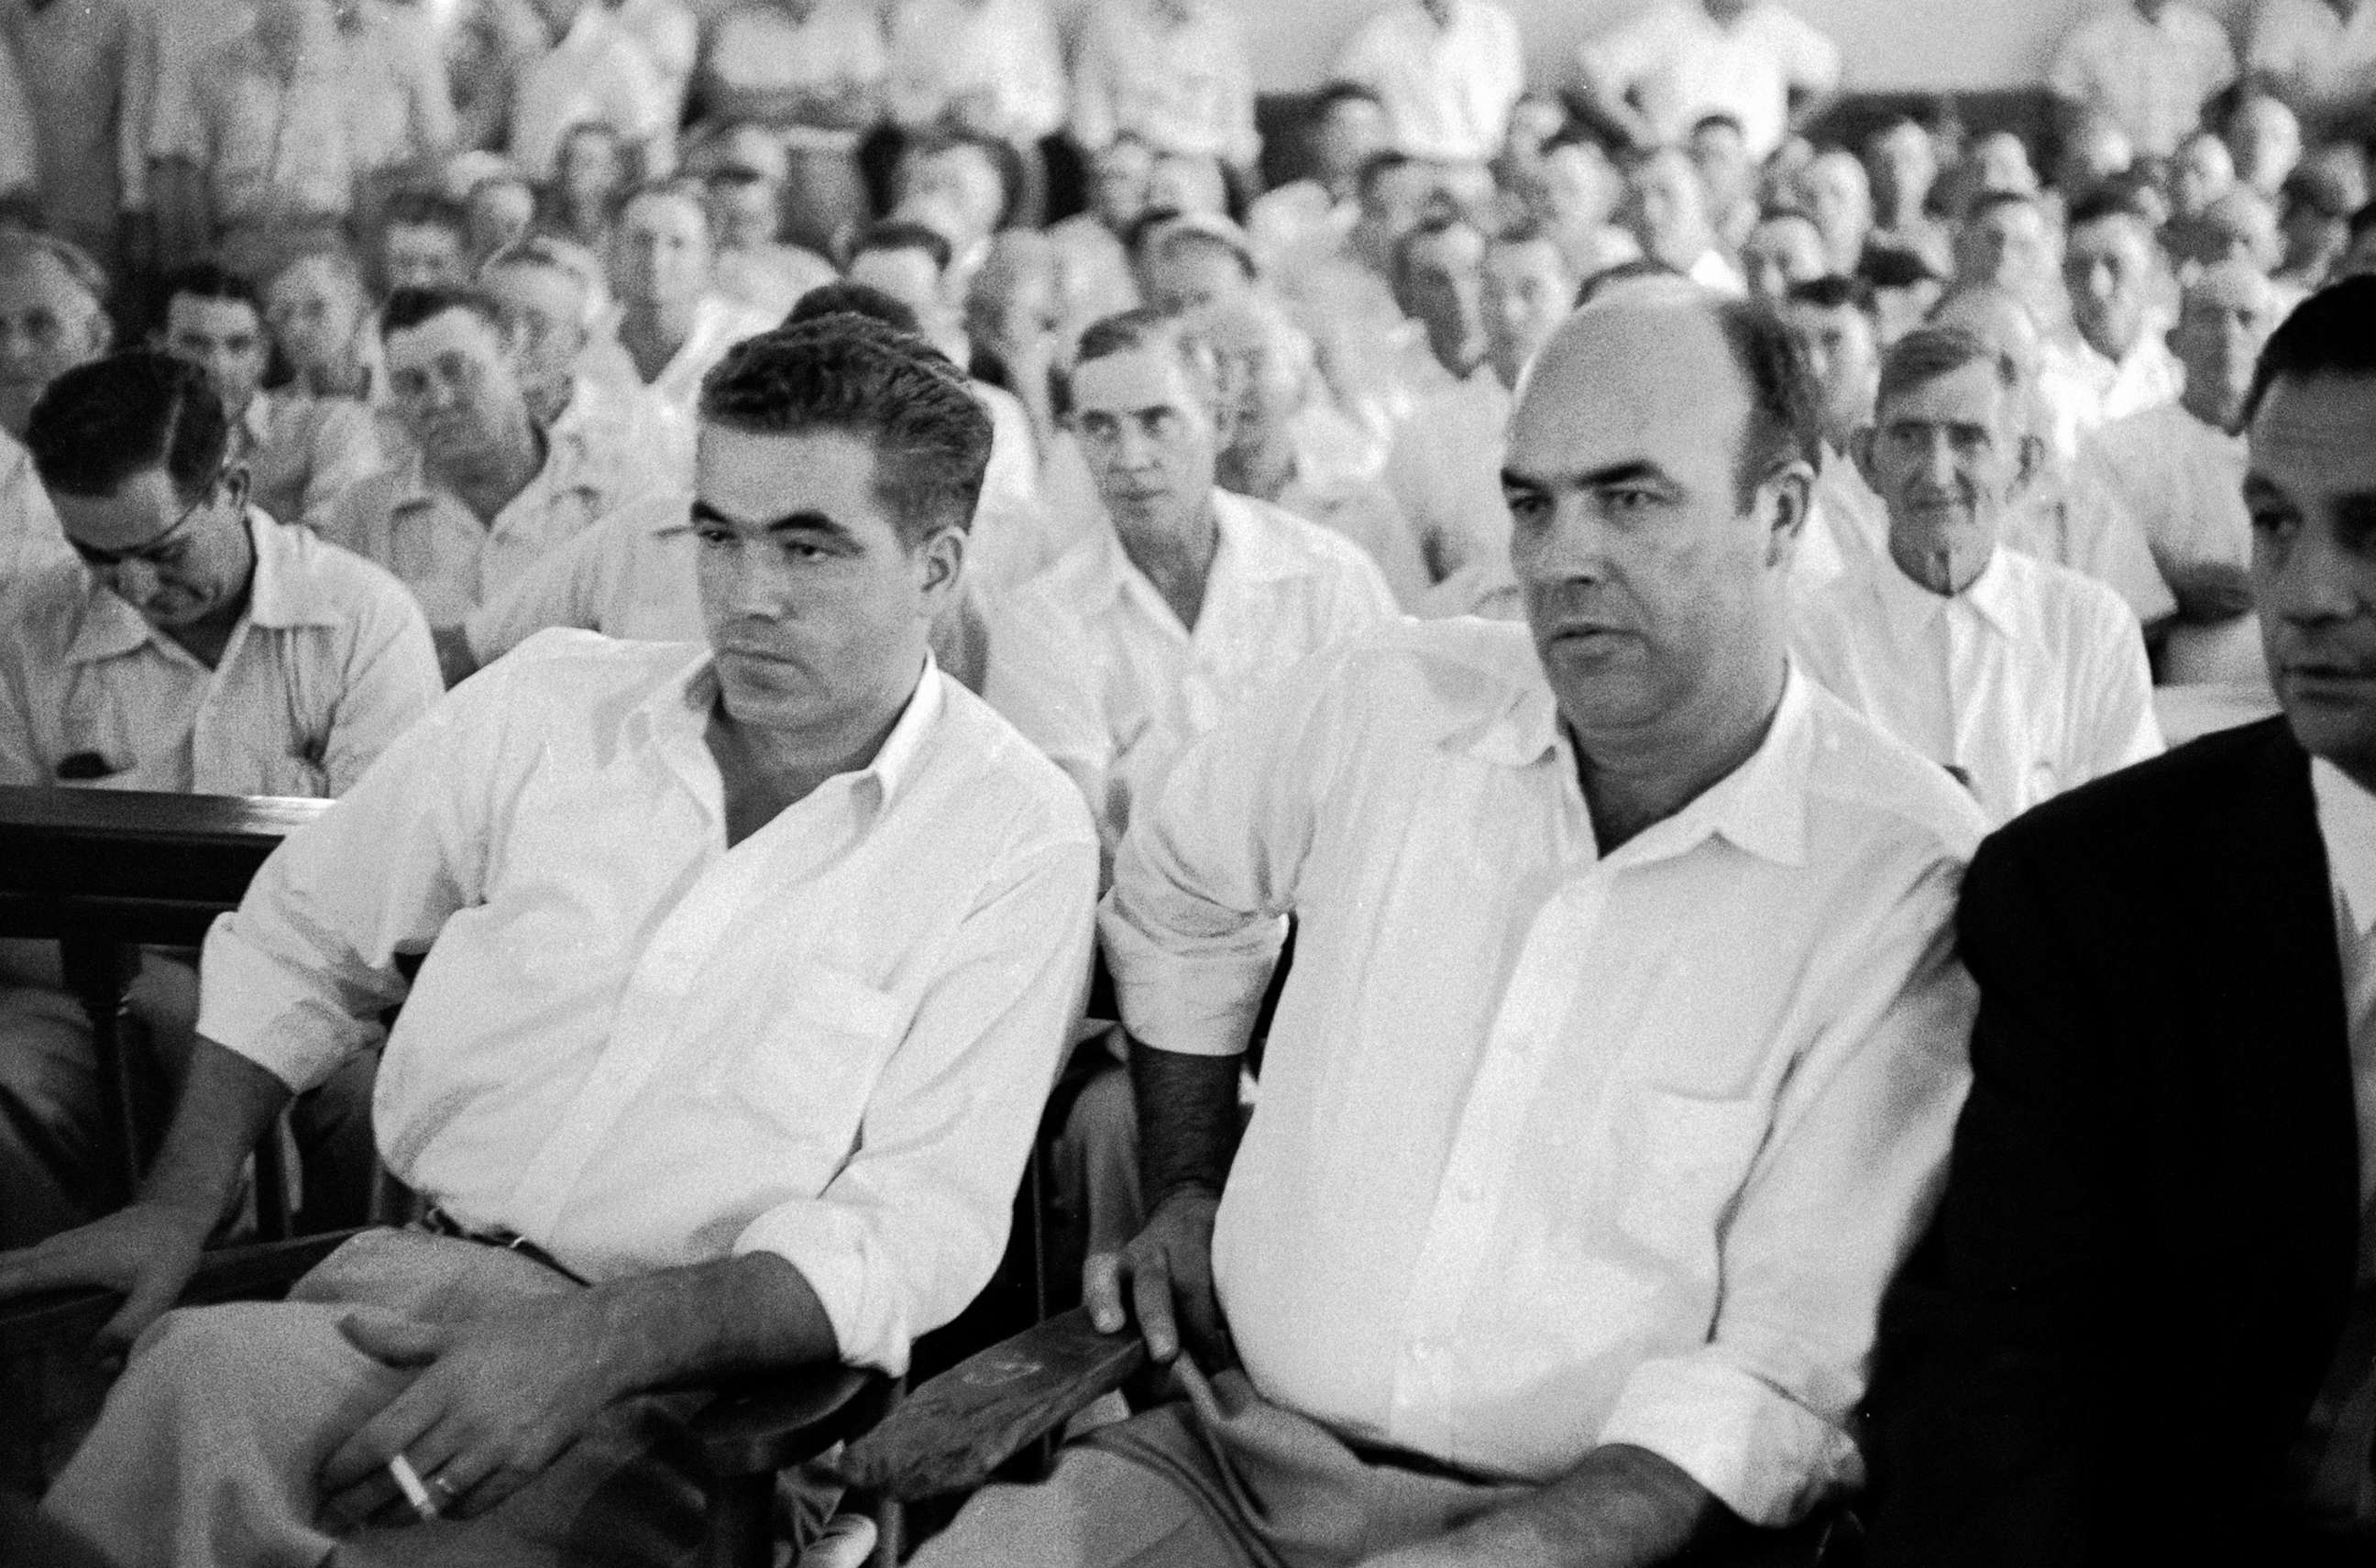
[{"xmin": 387, "ymin": 1453, "xmax": 441, "ymax": 1522}]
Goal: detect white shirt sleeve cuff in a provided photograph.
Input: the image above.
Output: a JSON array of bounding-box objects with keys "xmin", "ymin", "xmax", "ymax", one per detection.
[
  {"xmin": 1097, "ymin": 906, "xmax": 1282, "ymax": 1058},
  {"xmin": 194, "ymin": 912, "xmax": 383, "ymax": 1093},
  {"xmin": 732, "ymin": 1201, "xmax": 914, "ymax": 1377},
  {"xmin": 1595, "ymin": 1354, "xmax": 1862, "ymax": 1530}
]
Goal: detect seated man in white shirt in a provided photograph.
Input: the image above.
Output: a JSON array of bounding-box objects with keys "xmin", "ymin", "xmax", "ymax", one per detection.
[
  {"xmin": 2049, "ymin": 0, "xmax": 2237, "ymax": 159},
  {"xmin": 160, "ymin": 265, "xmax": 387, "ymax": 530},
  {"xmin": 1332, "ymin": 0, "xmax": 1524, "ymax": 176},
  {"xmin": 2084, "ymin": 260, "xmax": 2288, "ymax": 685},
  {"xmin": 317, "ymin": 286, "xmax": 651, "ymax": 682},
  {"xmin": 986, "ymin": 306, "xmax": 1396, "ymax": 868},
  {"xmin": 0, "ymin": 352, "xmax": 440, "ymax": 1249},
  {"xmin": 2062, "ymin": 188, "xmax": 2186, "ymax": 422},
  {"xmin": 1580, "ymin": 0, "xmax": 1842, "ymax": 162},
  {"xmin": 1480, "ymin": 219, "xmax": 1583, "ymax": 395},
  {"xmin": 1796, "ymin": 325, "xmax": 2162, "ymax": 823},
  {"xmin": 605, "ymin": 180, "xmax": 782, "ymax": 477},
  {"xmin": 481, "ymin": 236, "xmax": 676, "ymax": 488},
  {"xmin": 919, "ymin": 281, "xmax": 1985, "ymax": 1568},
  {"xmin": 0, "ymin": 313, "xmax": 1099, "ymax": 1567},
  {"xmin": 1779, "ymin": 273, "xmax": 1887, "ymax": 587},
  {"xmin": 0, "ymin": 230, "xmax": 110, "ymax": 584},
  {"xmin": 1626, "ymin": 146, "xmax": 1748, "ymax": 295}
]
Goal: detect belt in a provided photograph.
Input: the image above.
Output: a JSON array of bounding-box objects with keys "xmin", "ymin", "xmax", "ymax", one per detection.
[{"xmin": 416, "ymin": 1207, "xmax": 589, "ymax": 1287}]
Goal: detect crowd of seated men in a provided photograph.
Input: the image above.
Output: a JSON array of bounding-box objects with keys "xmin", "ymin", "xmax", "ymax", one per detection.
[{"xmin": 0, "ymin": 0, "xmax": 2373, "ymax": 1564}]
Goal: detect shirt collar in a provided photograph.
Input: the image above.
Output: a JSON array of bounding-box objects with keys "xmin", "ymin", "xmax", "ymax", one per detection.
[
  {"xmin": 2314, "ymin": 758, "xmax": 2376, "ymax": 938},
  {"xmin": 1870, "ymin": 543, "xmax": 2020, "ymax": 638},
  {"xmin": 1442, "ymin": 648, "xmax": 1812, "ymax": 868},
  {"xmin": 644, "ymin": 650, "xmax": 950, "ymax": 818},
  {"xmin": 1088, "ymin": 488, "xmax": 1314, "ymax": 612}
]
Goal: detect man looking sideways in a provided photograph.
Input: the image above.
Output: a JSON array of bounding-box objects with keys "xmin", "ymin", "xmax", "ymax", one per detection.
[{"xmin": 0, "ymin": 313, "xmax": 1096, "ymax": 1564}]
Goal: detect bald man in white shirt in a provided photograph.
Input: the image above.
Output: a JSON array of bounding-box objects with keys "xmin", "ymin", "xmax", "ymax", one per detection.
[
  {"xmin": 0, "ymin": 315, "xmax": 1098, "ymax": 1568},
  {"xmin": 1797, "ymin": 325, "xmax": 2162, "ymax": 824},
  {"xmin": 919, "ymin": 290, "xmax": 1983, "ymax": 1568}
]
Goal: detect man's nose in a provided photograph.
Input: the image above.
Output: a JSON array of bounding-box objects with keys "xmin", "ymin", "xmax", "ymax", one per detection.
[
  {"xmin": 109, "ymin": 557, "xmax": 163, "ymax": 605},
  {"xmin": 2272, "ymin": 517, "xmax": 2369, "ymax": 624}
]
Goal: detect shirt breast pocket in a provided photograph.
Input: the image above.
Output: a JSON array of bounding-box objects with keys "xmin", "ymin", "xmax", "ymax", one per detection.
[
  {"xmin": 702, "ymin": 965, "xmax": 909, "ymax": 1134},
  {"xmin": 1612, "ymin": 1087, "xmax": 1773, "ymax": 1282}
]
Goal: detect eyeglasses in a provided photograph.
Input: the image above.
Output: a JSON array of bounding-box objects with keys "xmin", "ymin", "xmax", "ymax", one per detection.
[{"xmin": 65, "ymin": 473, "xmax": 225, "ymax": 571}]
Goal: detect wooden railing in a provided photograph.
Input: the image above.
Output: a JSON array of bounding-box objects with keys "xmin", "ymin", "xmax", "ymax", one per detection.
[{"xmin": 0, "ymin": 786, "xmax": 330, "ymax": 1208}]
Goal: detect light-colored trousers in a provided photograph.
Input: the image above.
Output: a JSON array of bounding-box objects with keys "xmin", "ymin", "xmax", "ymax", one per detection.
[
  {"xmin": 41, "ymin": 1229, "xmax": 741, "ymax": 1568},
  {"xmin": 909, "ymin": 1360, "xmax": 1523, "ymax": 1568}
]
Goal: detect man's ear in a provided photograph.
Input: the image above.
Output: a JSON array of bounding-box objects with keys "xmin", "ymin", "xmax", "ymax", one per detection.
[
  {"xmin": 1757, "ymin": 459, "xmax": 1814, "ymax": 568},
  {"xmin": 2012, "ymin": 432, "xmax": 2048, "ymax": 495},
  {"xmin": 917, "ymin": 522, "xmax": 965, "ymax": 609},
  {"xmin": 1849, "ymin": 424, "xmax": 1878, "ymax": 491},
  {"xmin": 219, "ymin": 465, "xmax": 252, "ymax": 513}
]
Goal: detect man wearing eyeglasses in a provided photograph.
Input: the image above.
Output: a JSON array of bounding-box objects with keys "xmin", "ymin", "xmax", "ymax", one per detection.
[{"xmin": 0, "ymin": 350, "xmax": 440, "ymax": 1249}]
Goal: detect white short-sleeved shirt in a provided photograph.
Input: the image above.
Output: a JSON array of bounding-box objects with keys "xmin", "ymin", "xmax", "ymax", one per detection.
[
  {"xmin": 2048, "ymin": 0, "xmax": 2238, "ymax": 157},
  {"xmin": 884, "ymin": 0, "xmax": 1067, "ymax": 142},
  {"xmin": 0, "ymin": 511, "xmax": 441, "ymax": 797},
  {"xmin": 314, "ymin": 425, "xmax": 639, "ymax": 630},
  {"xmin": 199, "ymin": 634, "xmax": 1098, "ymax": 1371},
  {"xmin": 508, "ymin": 0, "xmax": 675, "ymax": 179},
  {"xmin": 1069, "ymin": 0, "xmax": 1258, "ymax": 165},
  {"xmin": 1104, "ymin": 621, "xmax": 1984, "ymax": 1517},
  {"xmin": 984, "ymin": 488, "xmax": 1397, "ymax": 856},
  {"xmin": 1793, "ymin": 545, "xmax": 2164, "ymax": 824},
  {"xmin": 2247, "ymin": 0, "xmax": 2376, "ymax": 124},
  {"xmin": 698, "ymin": 0, "xmax": 886, "ymax": 148},
  {"xmin": 1, "ymin": 432, "xmax": 70, "ymax": 587},
  {"xmin": 1332, "ymin": 0, "xmax": 1524, "ymax": 165},
  {"xmin": 236, "ymin": 389, "xmax": 390, "ymax": 532},
  {"xmin": 153, "ymin": 33, "xmax": 359, "ymax": 223},
  {"xmin": 1587, "ymin": 0, "xmax": 1842, "ymax": 159}
]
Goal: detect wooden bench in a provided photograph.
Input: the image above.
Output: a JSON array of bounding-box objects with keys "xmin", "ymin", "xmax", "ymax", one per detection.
[{"xmin": 0, "ymin": 785, "xmax": 330, "ymax": 1209}]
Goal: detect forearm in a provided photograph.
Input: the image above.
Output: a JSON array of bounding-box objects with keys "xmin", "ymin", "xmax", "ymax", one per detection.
[
  {"xmin": 1128, "ymin": 1040, "xmax": 1240, "ymax": 1205},
  {"xmin": 1417, "ymin": 1443, "xmax": 1722, "ymax": 1568},
  {"xmin": 138, "ymin": 1036, "xmax": 295, "ymax": 1226},
  {"xmin": 578, "ymin": 1251, "xmax": 842, "ymax": 1400}
]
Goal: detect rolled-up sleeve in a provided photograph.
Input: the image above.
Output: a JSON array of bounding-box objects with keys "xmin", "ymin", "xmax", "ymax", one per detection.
[
  {"xmin": 1101, "ymin": 649, "xmax": 1347, "ymax": 1058},
  {"xmin": 733, "ymin": 827, "xmax": 1097, "ymax": 1373},
  {"xmin": 1598, "ymin": 855, "xmax": 1976, "ymax": 1525},
  {"xmin": 197, "ymin": 660, "xmax": 515, "ymax": 1091}
]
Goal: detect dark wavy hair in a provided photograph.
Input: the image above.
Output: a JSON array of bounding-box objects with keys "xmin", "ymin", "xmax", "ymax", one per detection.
[
  {"xmin": 2244, "ymin": 274, "xmax": 2376, "ymax": 423},
  {"xmin": 698, "ymin": 313, "xmax": 992, "ymax": 544},
  {"xmin": 27, "ymin": 350, "xmax": 229, "ymax": 500}
]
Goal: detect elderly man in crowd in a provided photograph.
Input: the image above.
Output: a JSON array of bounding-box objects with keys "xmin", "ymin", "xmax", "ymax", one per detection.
[
  {"xmin": 1582, "ymin": 0, "xmax": 1842, "ymax": 162},
  {"xmin": 1795, "ymin": 325, "xmax": 2161, "ymax": 824},
  {"xmin": 0, "ymin": 231, "xmax": 109, "ymax": 584},
  {"xmin": 0, "ymin": 352, "xmax": 439, "ymax": 1249},
  {"xmin": 159, "ymin": 264, "xmax": 387, "ymax": 530},
  {"xmin": 1865, "ymin": 275, "xmax": 2376, "ymax": 1566},
  {"xmin": 2084, "ymin": 260, "xmax": 2288, "ymax": 685},
  {"xmin": 0, "ymin": 313, "xmax": 1098, "ymax": 1568},
  {"xmin": 316, "ymin": 286, "xmax": 646, "ymax": 680},
  {"xmin": 921, "ymin": 280, "xmax": 1983, "ymax": 1568},
  {"xmin": 481, "ymin": 236, "xmax": 673, "ymax": 479}
]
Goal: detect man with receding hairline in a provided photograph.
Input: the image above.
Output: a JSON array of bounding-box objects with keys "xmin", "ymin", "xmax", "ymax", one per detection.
[
  {"xmin": 0, "ymin": 229, "xmax": 111, "ymax": 582},
  {"xmin": 916, "ymin": 286, "xmax": 1982, "ymax": 1568}
]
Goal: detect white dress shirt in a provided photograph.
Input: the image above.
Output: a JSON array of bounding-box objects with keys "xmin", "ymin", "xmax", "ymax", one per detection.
[
  {"xmin": 699, "ymin": 0, "xmax": 886, "ymax": 151},
  {"xmin": 885, "ymin": 0, "xmax": 1067, "ymax": 143},
  {"xmin": 2049, "ymin": 0, "xmax": 2237, "ymax": 157},
  {"xmin": 1794, "ymin": 546, "xmax": 2162, "ymax": 824},
  {"xmin": 2249, "ymin": 0, "xmax": 2376, "ymax": 126},
  {"xmin": 628, "ymin": 294, "xmax": 781, "ymax": 481},
  {"xmin": 2084, "ymin": 400, "xmax": 2268, "ymax": 684},
  {"xmin": 2071, "ymin": 328, "xmax": 2184, "ymax": 425},
  {"xmin": 1069, "ymin": 0, "xmax": 1258, "ymax": 166},
  {"xmin": 2314, "ymin": 760, "xmax": 2376, "ymax": 1205},
  {"xmin": 1332, "ymin": 0, "xmax": 1524, "ymax": 165},
  {"xmin": 1587, "ymin": 0, "xmax": 1842, "ymax": 159},
  {"xmin": 508, "ymin": 0, "xmax": 676, "ymax": 178},
  {"xmin": 0, "ymin": 511, "xmax": 440, "ymax": 796},
  {"xmin": 315, "ymin": 423, "xmax": 640, "ymax": 630},
  {"xmin": 1104, "ymin": 619, "xmax": 1983, "ymax": 1519},
  {"xmin": 199, "ymin": 632, "xmax": 1098, "ymax": 1372},
  {"xmin": 1, "ymin": 431, "xmax": 69, "ymax": 586},
  {"xmin": 984, "ymin": 488, "xmax": 1395, "ymax": 856}
]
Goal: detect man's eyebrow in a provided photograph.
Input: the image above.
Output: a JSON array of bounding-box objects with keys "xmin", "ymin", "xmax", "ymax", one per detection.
[
  {"xmin": 1500, "ymin": 459, "xmax": 1669, "ymax": 492},
  {"xmin": 688, "ymin": 499, "xmax": 861, "ymax": 540}
]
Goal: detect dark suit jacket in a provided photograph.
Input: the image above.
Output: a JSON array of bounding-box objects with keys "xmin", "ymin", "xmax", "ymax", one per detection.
[{"xmin": 1861, "ymin": 718, "xmax": 2359, "ymax": 1568}]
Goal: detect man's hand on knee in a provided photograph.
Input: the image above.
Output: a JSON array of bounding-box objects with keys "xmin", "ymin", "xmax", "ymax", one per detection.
[
  {"xmin": 316, "ymin": 1294, "xmax": 625, "ymax": 1529},
  {"xmin": 0, "ymin": 1201, "xmax": 214, "ymax": 1354},
  {"xmin": 1083, "ymin": 1185, "xmax": 1230, "ymax": 1368}
]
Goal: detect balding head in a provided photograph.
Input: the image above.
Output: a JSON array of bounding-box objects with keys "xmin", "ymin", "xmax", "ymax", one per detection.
[
  {"xmin": 1502, "ymin": 292, "xmax": 1813, "ymax": 765},
  {"xmin": 0, "ymin": 232, "xmax": 113, "ymax": 438}
]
